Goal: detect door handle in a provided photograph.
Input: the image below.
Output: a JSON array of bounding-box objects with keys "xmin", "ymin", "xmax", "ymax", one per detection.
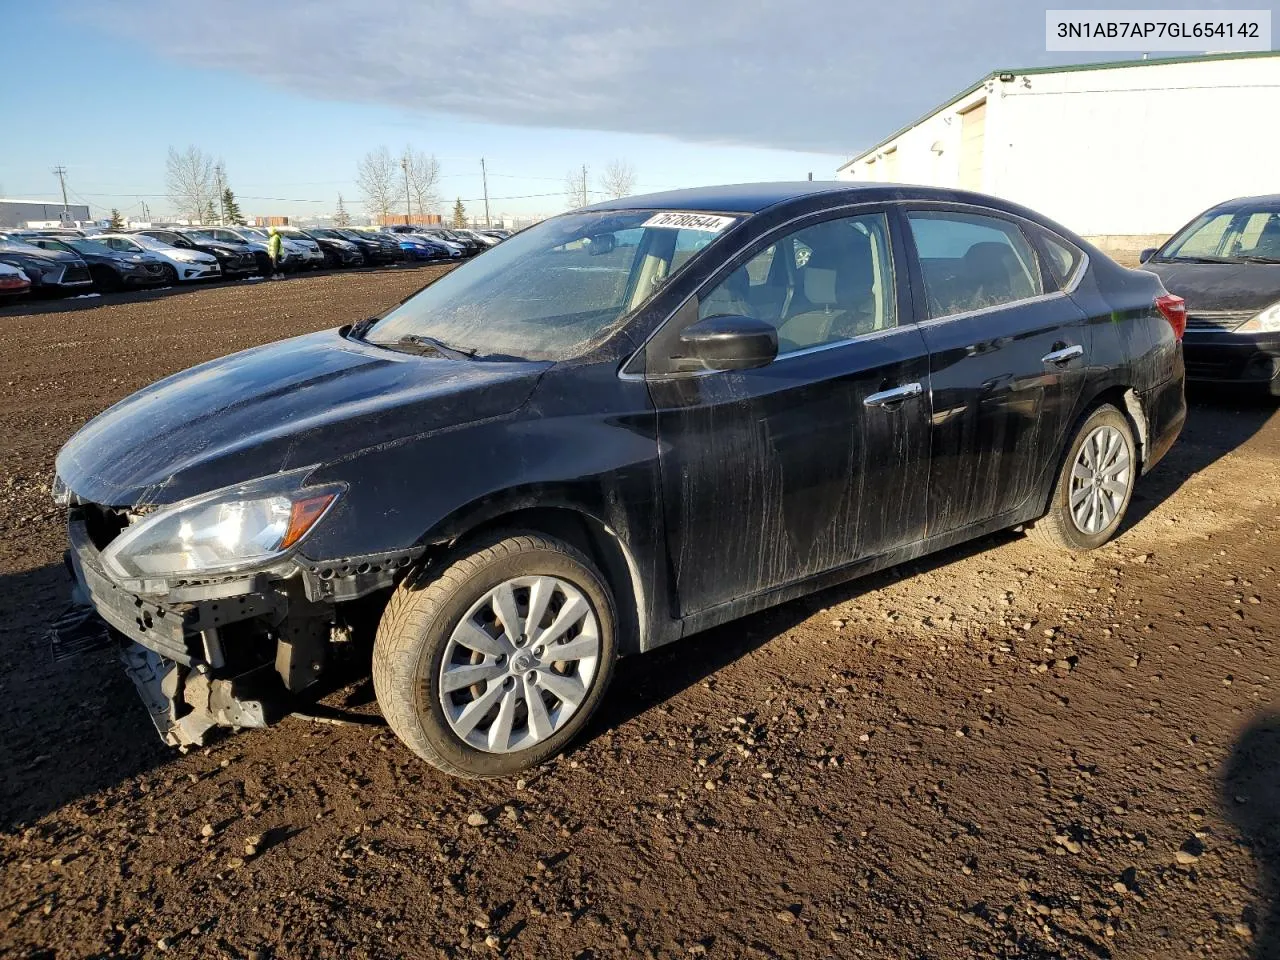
[
  {"xmin": 1041, "ymin": 344, "xmax": 1084, "ymax": 365},
  {"xmin": 864, "ymin": 382, "xmax": 923, "ymax": 408}
]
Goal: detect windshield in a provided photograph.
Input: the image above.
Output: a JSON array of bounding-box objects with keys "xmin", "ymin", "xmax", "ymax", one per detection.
[
  {"xmin": 64, "ymin": 238, "xmax": 115, "ymax": 255},
  {"xmin": 366, "ymin": 209, "xmax": 740, "ymax": 361},
  {"xmin": 1160, "ymin": 206, "xmax": 1280, "ymax": 262}
]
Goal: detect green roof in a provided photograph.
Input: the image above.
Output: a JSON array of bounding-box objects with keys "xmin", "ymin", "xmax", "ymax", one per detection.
[{"xmin": 837, "ymin": 49, "xmax": 1280, "ymax": 171}]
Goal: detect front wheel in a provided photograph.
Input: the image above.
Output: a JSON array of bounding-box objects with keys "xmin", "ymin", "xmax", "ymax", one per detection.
[
  {"xmin": 373, "ymin": 532, "xmax": 617, "ymax": 778},
  {"xmin": 1029, "ymin": 403, "xmax": 1137, "ymax": 551}
]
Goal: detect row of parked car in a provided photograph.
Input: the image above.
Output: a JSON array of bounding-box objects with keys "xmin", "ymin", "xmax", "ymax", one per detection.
[{"xmin": 0, "ymin": 223, "xmax": 510, "ymax": 299}]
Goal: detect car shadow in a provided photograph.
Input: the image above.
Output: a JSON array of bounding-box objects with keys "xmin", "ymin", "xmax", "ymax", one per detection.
[
  {"xmin": 1124, "ymin": 391, "xmax": 1277, "ymax": 529},
  {"xmin": 0, "ymin": 562, "xmax": 171, "ymax": 828},
  {"xmin": 1222, "ymin": 712, "xmax": 1280, "ymax": 956},
  {"xmin": 585, "ymin": 527, "xmax": 1024, "ymax": 744}
]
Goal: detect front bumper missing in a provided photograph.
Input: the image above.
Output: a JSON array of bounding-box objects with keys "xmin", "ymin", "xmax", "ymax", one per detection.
[
  {"xmin": 120, "ymin": 643, "xmax": 275, "ymax": 746},
  {"xmin": 60, "ymin": 516, "xmax": 292, "ymax": 746}
]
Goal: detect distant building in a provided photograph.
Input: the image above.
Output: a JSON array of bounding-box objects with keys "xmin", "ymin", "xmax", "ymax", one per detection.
[
  {"xmin": 835, "ymin": 51, "xmax": 1280, "ymax": 261},
  {"xmin": 378, "ymin": 213, "xmax": 443, "ymax": 226},
  {"xmin": 0, "ymin": 199, "xmax": 92, "ymax": 230},
  {"xmin": 253, "ymin": 215, "xmax": 291, "ymax": 227}
]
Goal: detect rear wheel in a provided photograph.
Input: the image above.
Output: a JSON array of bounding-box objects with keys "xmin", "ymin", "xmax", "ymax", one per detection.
[
  {"xmin": 1029, "ymin": 404, "xmax": 1137, "ymax": 551},
  {"xmin": 373, "ymin": 532, "xmax": 617, "ymax": 778}
]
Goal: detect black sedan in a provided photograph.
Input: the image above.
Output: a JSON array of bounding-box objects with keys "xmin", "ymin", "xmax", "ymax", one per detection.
[
  {"xmin": 311, "ymin": 228, "xmax": 398, "ymax": 266},
  {"xmin": 1141, "ymin": 194, "xmax": 1280, "ymax": 395},
  {"xmin": 0, "ymin": 235, "xmax": 94, "ymax": 294},
  {"xmin": 51, "ymin": 182, "xmax": 1185, "ymax": 777},
  {"xmin": 289, "ymin": 228, "xmax": 363, "ymax": 268},
  {"xmin": 132, "ymin": 229, "xmax": 258, "ymax": 279},
  {"xmin": 26, "ymin": 235, "xmax": 168, "ymax": 290}
]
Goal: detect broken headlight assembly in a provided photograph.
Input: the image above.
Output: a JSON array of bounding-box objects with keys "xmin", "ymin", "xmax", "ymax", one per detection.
[
  {"xmin": 1235, "ymin": 301, "xmax": 1280, "ymax": 334},
  {"xmin": 99, "ymin": 470, "xmax": 344, "ymax": 584}
]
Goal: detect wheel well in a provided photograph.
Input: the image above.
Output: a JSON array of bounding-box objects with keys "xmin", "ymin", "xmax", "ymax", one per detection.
[
  {"xmin": 449, "ymin": 507, "xmax": 645, "ymax": 656},
  {"xmin": 1087, "ymin": 385, "xmax": 1149, "ymax": 469},
  {"xmin": 1033, "ymin": 385, "xmax": 1148, "ymax": 522}
]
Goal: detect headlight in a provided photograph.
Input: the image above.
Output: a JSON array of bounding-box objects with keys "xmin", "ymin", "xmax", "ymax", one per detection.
[
  {"xmin": 100, "ymin": 470, "xmax": 343, "ymax": 584},
  {"xmin": 1237, "ymin": 302, "xmax": 1280, "ymax": 333}
]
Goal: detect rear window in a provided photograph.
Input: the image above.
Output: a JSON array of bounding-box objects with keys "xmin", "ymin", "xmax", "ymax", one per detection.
[{"xmin": 907, "ymin": 211, "xmax": 1043, "ymax": 317}]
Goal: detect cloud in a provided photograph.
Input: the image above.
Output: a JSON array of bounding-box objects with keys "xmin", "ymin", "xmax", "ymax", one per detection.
[{"xmin": 80, "ymin": 0, "xmax": 1241, "ymax": 155}]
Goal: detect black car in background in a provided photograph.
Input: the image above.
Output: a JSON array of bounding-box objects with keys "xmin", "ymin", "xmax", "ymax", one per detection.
[
  {"xmin": 1141, "ymin": 195, "xmax": 1280, "ymax": 395},
  {"xmin": 132, "ymin": 229, "xmax": 257, "ymax": 279},
  {"xmin": 0, "ymin": 235, "xmax": 95, "ymax": 294},
  {"xmin": 310, "ymin": 228, "xmax": 397, "ymax": 266},
  {"xmin": 26, "ymin": 235, "xmax": 168, "ymax": 290},
  {"xmin": 52, "ymin": 183, "xmax": 1185, "ymax": 778},
  {"xmin": 289, "ymin": 228, "xmax": 363, "ymax": 268}
]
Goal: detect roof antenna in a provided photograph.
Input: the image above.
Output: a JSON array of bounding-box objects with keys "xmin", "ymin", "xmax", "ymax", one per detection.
[{"xmin": 808, "ymin": 171, "xmax": 813, "ymax": 181}]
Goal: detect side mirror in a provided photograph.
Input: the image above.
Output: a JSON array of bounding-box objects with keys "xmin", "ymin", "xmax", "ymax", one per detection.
[
  {"xmin": 587, "ymin": 233, "xmax": 616, "ymax": 256},
  {"xmin": 1139, "ymin": 247, "xmax": 1157, "ymax": 264},
  {"xmin": 678, "ymin": 315, "xmax": 778, "ymax": 371}
]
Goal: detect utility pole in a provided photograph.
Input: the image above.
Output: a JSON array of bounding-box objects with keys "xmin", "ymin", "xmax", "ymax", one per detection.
[
  {"xmin": 52, "ymin": 165, "xmax": 70, "ymax": 222},
  {"xmin": 480, "ymin": 157, "xmax": 491, "ymax": 228},
  {"xmin": 581, "ymin": 163, "xmax": 588, "ymax": 207},
  {"xmin": 401, "ymin": 155, "xmax": 411, "ymax": 225},
  {"xmin": 215, "ymin": 163, "xmax": 226, "ymax": 225}
]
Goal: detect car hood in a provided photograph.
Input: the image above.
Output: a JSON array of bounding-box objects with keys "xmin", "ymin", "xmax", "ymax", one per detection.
[
  {"xmin": 0, "ymin": 243, "xmax": 80, "ymax": 264},
  {"xmin": 1143, "ymin": 260, "xmax": 1280, "ymax": 313},
  {"xmin": 56, "ymin": 327, "xmax": 550, "ymax": 507}
]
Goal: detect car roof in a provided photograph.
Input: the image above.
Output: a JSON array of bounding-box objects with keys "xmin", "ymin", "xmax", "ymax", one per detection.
[
  {"xmin": 586, "ymin": 180, "xmax": 1040, "ymax": 217},
  {"xmin": 1208, "ymin": 194, "xmax": 1280, "ymax": 213}
]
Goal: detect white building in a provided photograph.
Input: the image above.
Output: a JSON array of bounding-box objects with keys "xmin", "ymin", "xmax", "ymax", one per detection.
[{"xmin": 835, "ymin": 51, "xmax": 1280, "ymax": 260}]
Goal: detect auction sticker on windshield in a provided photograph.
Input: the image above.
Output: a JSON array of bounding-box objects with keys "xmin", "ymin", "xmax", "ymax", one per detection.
[{"xmin": 642, "ymin": 212, "xmax": 737, "ymax": 233}]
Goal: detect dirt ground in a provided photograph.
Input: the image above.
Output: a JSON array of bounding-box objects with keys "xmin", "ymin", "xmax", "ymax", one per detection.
[{"xmin": 0, "ymin": 268, "xmax": 1277, "ymax": 960}]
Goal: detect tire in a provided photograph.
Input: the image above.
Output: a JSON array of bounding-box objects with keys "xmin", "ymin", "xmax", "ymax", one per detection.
[
  {"xmin": 159, "ymin": 264, "xmax": 177, "ymax": 285},
  {"xmin": 373, "ymin": 532, "xmax": 617, "ymax": 778},
  {"xmin": 1028, "ymin": 404, "xmax": 1138, "ymax": 552},
  {"xmin": 90, "ymin": 265, "xmax": 121, "ymax": 293}
]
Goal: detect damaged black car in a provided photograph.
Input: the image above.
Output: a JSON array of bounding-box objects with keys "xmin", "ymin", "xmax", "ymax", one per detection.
[{"xmin": 53, "ymin": 182, "xmax": 1186, "ymax": 778}]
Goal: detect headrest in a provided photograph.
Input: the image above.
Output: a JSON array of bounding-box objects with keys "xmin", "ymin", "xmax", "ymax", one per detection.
[{"xmin": 803, "ymin": 267, "xmax": 838, "ymax": 305}]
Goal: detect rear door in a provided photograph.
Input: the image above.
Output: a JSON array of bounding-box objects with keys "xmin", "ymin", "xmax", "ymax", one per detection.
[
  {"xmin": 647, "ymin": 207, "xmax": 932, "ymax": 616},
  {"xmin": 901, "ymin": 206, "xmax": 1090, "ymax": 534}
]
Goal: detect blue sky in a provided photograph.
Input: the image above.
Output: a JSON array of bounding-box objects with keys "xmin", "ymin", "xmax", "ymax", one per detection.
[{"xmin": 2, "ymin": 0, "xmax": 1256, "ymax": 222}]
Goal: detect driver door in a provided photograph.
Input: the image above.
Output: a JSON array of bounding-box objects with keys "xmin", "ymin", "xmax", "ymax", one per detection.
[{"xmin": 645, "ymin": 209, "xmax": 932, "ymax": 617}]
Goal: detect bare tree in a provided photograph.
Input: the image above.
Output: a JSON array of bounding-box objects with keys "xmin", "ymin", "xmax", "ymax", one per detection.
[
  {"xmin": 403, "ymin": 147, "xmax": 441, "ymax": 219},
  {"xmin": 599, "ymin": 160, "xmax": 637, "ymax": 200},
  {"xmin": 357, "ymin": 146, "xmax": 399, "ymax": 224},
  {"xmin": 564, "ymin": 164, "xmax": 590, "ymax": 209},
  {"xmin": 165, "ymin": 145, "xmax": 216, "ymax": 223}
]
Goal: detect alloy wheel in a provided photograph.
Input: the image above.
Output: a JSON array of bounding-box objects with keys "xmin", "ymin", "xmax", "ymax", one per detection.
[
  {"xmin": 1069, "ymin": 424, "xmax": 1132, "ymax": 535},
  {"xmin": 438, "ymin": 576, "xmax": 600, "ymax": 754}
]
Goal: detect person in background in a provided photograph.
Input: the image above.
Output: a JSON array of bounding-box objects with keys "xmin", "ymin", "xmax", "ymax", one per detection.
[{"xmin": 267, "ymin": 226, "xmax": 284, "ymax": 280}]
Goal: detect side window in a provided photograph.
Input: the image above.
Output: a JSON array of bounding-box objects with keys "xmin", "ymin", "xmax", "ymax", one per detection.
[
  {"xmin": 698, "ymin": 213, "xmax": 897, "ymax": 354},
  {"xmin": 1038, "ymin": 230, "xmax": 1084, "ymax": 289},
  {"xmin": 907, "ymin": 211, "xmax": 1043, "ymax": 317}
]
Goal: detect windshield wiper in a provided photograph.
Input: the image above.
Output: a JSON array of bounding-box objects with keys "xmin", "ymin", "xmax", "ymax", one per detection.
[
  {"xmin": 1163, "ymin": 255, "xmax": 1236, "ymax": 264},
  {"xmin": 1238, "ymin": 255, "xmax": 1280, "ymax": 264},
  {"xmin": 393, "ymin": 334, "xmax": 476, "ymax": 360}
]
